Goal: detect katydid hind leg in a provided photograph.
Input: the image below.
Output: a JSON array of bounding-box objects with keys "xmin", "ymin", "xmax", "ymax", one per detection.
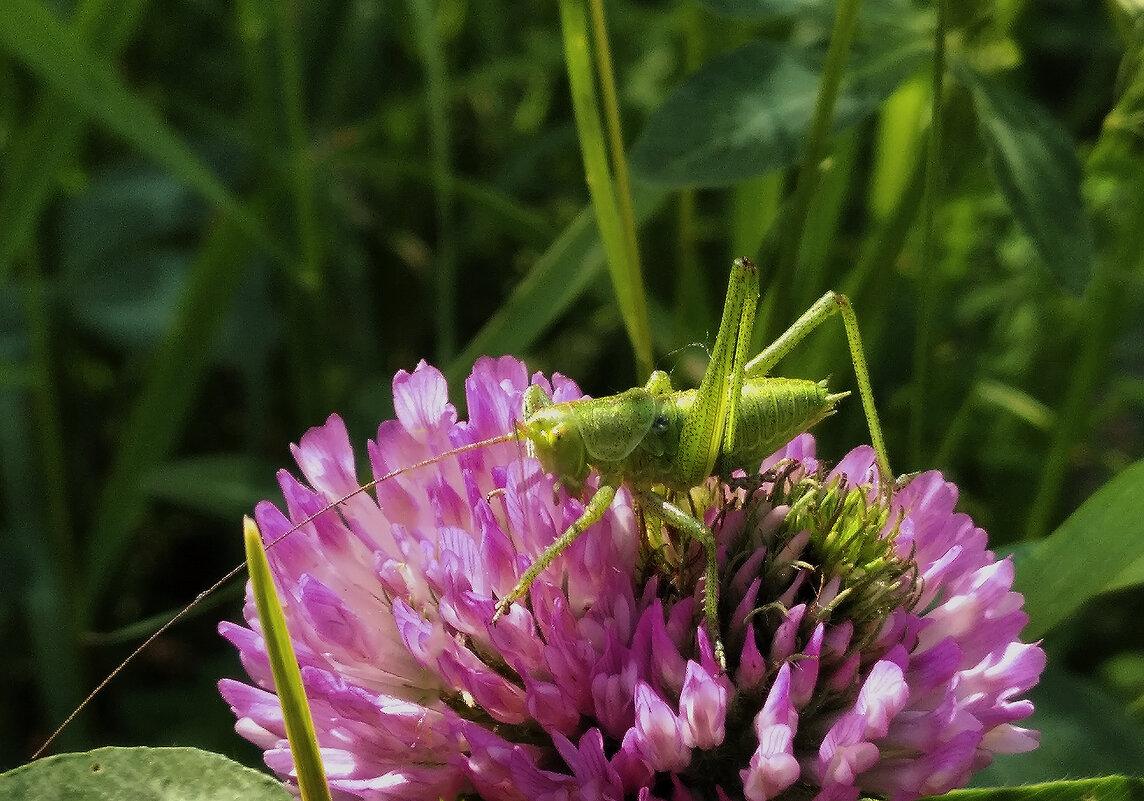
[
  {"xmin": 743, "ymin": 291, "xmax": 892, "ymax": 479},
  {"xmin": 676, "ymin": 257, "xmax": 761, "ymax": 486}
]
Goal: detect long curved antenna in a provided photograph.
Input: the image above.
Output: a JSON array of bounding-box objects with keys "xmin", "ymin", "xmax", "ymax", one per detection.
[{"xmin": 32, "ymin": 432, "xmax": 515, "ymax": 760}]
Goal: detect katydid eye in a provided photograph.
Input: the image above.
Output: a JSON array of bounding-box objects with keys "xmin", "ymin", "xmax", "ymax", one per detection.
[{"xmin": 652, "ymin": 414, "xmax": 669, "ymax": 432}]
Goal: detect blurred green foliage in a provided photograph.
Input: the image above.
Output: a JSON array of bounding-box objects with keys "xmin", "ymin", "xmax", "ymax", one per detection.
[{"xmin": 1, "ymin": 0, "xmax": 1143, "ymax": 782}]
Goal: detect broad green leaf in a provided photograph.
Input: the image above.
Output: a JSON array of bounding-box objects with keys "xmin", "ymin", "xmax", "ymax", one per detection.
[
  {"xmin": 935, "ymin": 776, "xmax": 1144, "ymax": 801},
  {"xmin": 972, "ymin": 666, "xmax": 1144, "ymax": 785},
  {"xmin": 245, "ymin": 518, "xmax": 331, "ymax": 801},
  {"xmin": 630, "ymin": 37, "xmax": 928, "ymax": 187},
  {"xmin": 1107, "ymin": 551, "xmax": 1144, "ymax": 593},
  {"xmin": 1015, "ymin": 457, "xmax": 1144, "ymax": 641},
  {"xmin": 960, "ymin": 66, "xmax": 1094, "ymax": 295},
  {"xmin": 0, "ymin": 746, "xmax": 291, "ymax": 800},
  {"xmin": 0, "ymin": 0, "xmax": 274, "ymax": 254}
]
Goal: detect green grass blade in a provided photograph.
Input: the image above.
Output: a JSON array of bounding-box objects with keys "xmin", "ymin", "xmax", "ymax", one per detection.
[
  {"xmin": 867, "ymin": 74, "xmax": 928, "ymax": 222},
  {"xmin": 768, "ymin": 0, "xmax": 864, "ymax": 338},
  {"xmin": 82, "ymin": 220, "xmax": 254, "ymax": 617},
  {"xmin": 0, "ymin": 0, "xmax": 277, "ymax": 257},
  {"xmin": 0, "ymin": 377, "xmax": 89, "ymax": 751},
  {"xmin": 730, "ymin": 174, "xmax": 783, "ymax": 261},
  {"xmin": 909, "ymin": 0, "xmax": 946, "ymax": 465},
  {"xmin": 0, "ymin": 0, "xmax": 150, "ymax": 288},
  {"xmin": 407, "ymin": 0, "xmax": 458, "ymax": 363},
  {"xmin": 332, "ymin": 154, "xmax": 556, "ymax": 246},
  {"xmin": 558, "ymin": 0, "xmax": 652, "ymax": 377},
  {"xmin": 268, "ymin": 0, "xmax": 322, "ymax": 289},
  {"xmin": 244, "ymin": 517, "xmax": 332, "ymax": 801}
]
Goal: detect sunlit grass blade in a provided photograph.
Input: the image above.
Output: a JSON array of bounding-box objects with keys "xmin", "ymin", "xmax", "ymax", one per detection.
[
  {"xmin": 557, "ymin": 0, "xmax": 652, "ymax": 378},
  {"xmin": 868, "ymin": 74, "xmax": 929, "ymax": 222},
  {"xmin": 731, "ymin": 174, "xmax": 783, "ymax": 264},
  {"xmin": 243, "ymin": 517, "xmax": 332, "ymax": 801}
]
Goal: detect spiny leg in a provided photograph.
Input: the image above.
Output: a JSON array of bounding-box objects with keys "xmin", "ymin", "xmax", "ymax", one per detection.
[
  {"xmin": 677, "ymin": 257, "xmax": 761, "ymax": 485},
  {"xmin": 744, "ymin": 291, "xmax": 892, "ymax": 480},
  {"xmin": 492, "ymin": 483, "xmax": 617, "ymax": 622},
  {"xmin": 634, "ymin": 488, "xmax": 726, "ymax": 671}
]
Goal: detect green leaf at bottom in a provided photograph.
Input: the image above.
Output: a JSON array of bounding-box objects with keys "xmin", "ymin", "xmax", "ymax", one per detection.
[{"xmin": 0, "ymin": 746, "xmax": 290, "ymax": 801}]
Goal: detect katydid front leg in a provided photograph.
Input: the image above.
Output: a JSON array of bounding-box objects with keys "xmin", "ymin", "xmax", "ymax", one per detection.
[
  {"xmin": 492, "ymin": 370, "xmax": 670, "ymax": 622},
  {"xmin": 492, "ymin": 483, "xmax": 618, "ymax": 622}
]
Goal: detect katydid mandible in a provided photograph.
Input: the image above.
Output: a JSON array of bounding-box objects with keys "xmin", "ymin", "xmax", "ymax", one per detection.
[{"xmin": 493, "ymin": 256, "xmax": 891, "ymax": 669}]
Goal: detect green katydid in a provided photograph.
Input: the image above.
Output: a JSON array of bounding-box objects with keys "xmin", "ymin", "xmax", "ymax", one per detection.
[
  {"xmin": 32, "ymin": 256, "xmax": 889, "ymax": 756},
  {"xmin": 491, "ymin": 256, "xmax": 891, "ymax": 668}
]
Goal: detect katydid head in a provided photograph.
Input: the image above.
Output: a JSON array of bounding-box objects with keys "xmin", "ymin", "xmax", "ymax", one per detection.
[
  {"xmin": 516, "ymin": 405, "xmax": 590, "ymax": 494},
  {"xmin": 516, "ymin": 386, "xmax": 669, "ymax": 495}
]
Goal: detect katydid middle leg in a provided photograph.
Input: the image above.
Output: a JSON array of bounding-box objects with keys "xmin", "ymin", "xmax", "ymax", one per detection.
[{"xmin": 634, "ymin": 488, "xmax": 725, "ymax": 669}]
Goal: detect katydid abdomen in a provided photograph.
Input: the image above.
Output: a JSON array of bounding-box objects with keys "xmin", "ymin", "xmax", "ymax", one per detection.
[{"xmin": 714, "ymin": 377, "xmax": 847, "ymax": 477}]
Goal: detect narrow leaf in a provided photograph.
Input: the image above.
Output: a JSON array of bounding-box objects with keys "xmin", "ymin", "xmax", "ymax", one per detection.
[
  {"xmin": 84, "ymin": 220, "xmax": 254, "ymax": 616},
  {"xmin": 934, "ymin": 776, "xmax": 1144, "ymax": 801},
  {"xmin": 961, "ymin": 65, "xmax": 1094, "ymax": 295},
  {"xmin": 245, "ymin": 517, "xmax": 332, "ymax": 801},
  {"xmin": 444, "ymin": 182, "xmax": 669, "ymax": 388},
  {"xmin": 1015, "ymin": 458, "xmax": 1144, "ymax": 641},
  {"xmin": 698, "ymin": 0, "xmax": 913, "ymax": 22}
]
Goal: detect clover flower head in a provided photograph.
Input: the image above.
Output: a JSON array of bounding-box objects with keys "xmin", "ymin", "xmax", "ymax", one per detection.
[{"xmin": 220, "ymin": 356, "xmax": 1044, "ymax": 801}]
